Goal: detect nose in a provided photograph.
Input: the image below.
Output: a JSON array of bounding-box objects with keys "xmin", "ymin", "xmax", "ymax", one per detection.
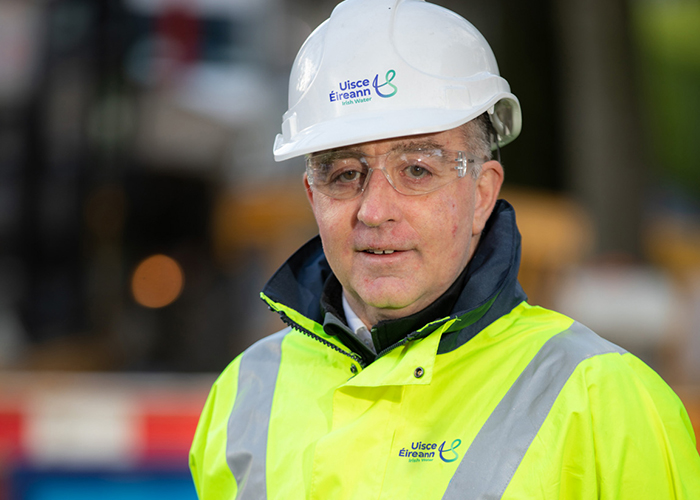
[{"xmin": 356, "ymin": 167, "xmax": 402, "ymax": 227}]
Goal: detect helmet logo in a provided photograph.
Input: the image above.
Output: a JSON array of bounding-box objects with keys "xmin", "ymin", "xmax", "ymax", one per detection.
[
  {"xmin": 372, "ymin": 69, "xmax": 398, "ymax": 98},
  {"xmin": 328, "ymin": 70, "xmax": 398, "ymax": 105}
]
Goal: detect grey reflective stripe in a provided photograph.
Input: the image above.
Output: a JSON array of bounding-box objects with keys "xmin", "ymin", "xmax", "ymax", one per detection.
[
  {"xmin": 226, "ymin": 328, "xmax": 289, "ymax": 499},
  {"xmin": 443, "ymin": 322, "xmax": 626, "ymax": 500}
]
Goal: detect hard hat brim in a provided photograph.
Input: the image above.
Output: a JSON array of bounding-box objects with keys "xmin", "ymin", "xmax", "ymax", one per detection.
[{"xmin": 273, "ymin": 95, "xmax": 521, "ymax": 161}]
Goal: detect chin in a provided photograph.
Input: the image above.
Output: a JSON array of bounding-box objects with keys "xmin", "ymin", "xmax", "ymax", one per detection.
[
  {"xmin": 354, "ymin": 282, "xmax": 413, "ymax": 306},
  {"xmin": 360, "ymin": 292, "xmax": 424, "ymax": 316}
]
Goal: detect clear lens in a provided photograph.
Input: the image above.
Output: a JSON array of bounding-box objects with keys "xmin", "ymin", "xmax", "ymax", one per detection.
[
  {"xmin": 306, "ymin": 148, "xmax": 479, "ymax": 199},
  {"xmin": 309, "ymin": 152, "xmax": 369, "ymax": 199}
]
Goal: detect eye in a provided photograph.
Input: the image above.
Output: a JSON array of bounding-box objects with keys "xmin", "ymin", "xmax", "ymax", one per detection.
[
  {"xmin": 404, "ymin": 164, "xmax": 431, "ymax": 179},
  {"xmin": 323, "ymin": 155, "xmax": 366, "ymax": 183},
  {"xmin": 336, "ymin": 170, "xmax": 362, "ymax": 183}
]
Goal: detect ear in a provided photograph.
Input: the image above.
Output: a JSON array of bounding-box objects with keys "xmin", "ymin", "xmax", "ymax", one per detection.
[
  {"xmin": 472, "ymin": 160, "xmax": 504, "ymax": 235},
  {"xmin": 303, "ymin": 172, "xmax": 315, "ymax": 208}
]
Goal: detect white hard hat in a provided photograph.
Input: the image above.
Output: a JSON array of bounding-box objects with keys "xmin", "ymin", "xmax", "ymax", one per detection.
[{"xmin": 273, "ymin": 0, "xmax": 522, "ymax": 162}]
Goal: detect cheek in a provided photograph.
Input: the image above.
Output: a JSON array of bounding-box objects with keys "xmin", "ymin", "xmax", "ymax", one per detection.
[
  {"xmin": 313, "ymin": 200, "xmax": 353, "ymax": 251},
  {"xmin": 421, "ymin": 197, "xmax": 466, "ymax": 258},
  {"xmin": 450, "ymin": 201, "xmax": 460, "ymax": 236},
  {"xmin": 316, "ymin": 213, "xmax": 341, "ymax": 246},
  {"xmin": 447, "ymin": 200, "xmax": 467, "ymax": 237},
  {"xmin": 441, "ymin": 195, "xmax": 474, "ymax": 254}
]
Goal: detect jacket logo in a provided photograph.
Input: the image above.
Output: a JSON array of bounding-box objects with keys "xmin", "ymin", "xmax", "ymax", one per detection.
[
  {"xmin": 398, "ymin": 439, "xmax": 462, "ymax": 463},
  {"xmin": 438, "ymin": 439, "xmax": 462, "ymax": 463}
]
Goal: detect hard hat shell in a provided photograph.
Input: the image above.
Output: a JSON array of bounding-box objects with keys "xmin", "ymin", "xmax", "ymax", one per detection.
[{"xmin": 273, "ymin": 0, "xmax": 521, "ymax": 162}]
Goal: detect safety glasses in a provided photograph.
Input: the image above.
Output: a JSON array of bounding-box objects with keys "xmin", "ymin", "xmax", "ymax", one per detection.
[{"xmin": 306, "ymin": 148, "xmax": 483, "ymax": 200}]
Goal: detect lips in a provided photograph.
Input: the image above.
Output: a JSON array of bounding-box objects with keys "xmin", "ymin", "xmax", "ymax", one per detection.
[{"xmin": 364, "ymin": 249, "xmax": 396, "ymax": 255}]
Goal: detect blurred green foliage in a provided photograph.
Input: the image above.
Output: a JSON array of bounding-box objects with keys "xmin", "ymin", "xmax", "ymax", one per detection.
[{"xmin": 632, "ymin": 1, "xmax": 700, "ymax": 196}]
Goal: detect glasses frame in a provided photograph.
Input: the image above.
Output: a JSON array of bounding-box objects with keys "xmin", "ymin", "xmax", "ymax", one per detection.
[{"xmin": 305, "ymin": 148, "xmax": 484, "ymax": 200}]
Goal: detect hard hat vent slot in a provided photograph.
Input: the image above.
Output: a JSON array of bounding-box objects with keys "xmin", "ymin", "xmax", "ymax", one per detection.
[{"xmin": 282, "ymin": 113, "xmax": 298, "ymax": 138}]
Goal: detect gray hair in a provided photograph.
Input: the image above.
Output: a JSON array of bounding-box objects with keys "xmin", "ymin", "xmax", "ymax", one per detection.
[{"xmin": 460, "ymin": 113, "xmax": 493, "ymax": 178}]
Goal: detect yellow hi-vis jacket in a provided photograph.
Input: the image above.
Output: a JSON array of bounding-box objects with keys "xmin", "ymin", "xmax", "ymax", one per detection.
[{"xmin": 190, "ymin": 201, "xmax": 700, "ymax": 499}]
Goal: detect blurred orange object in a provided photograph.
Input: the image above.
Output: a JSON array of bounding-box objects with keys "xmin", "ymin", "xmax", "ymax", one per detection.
[
  {"xmin": 131, "ymin": 254, "xmax": 185, "ymax": 308},
  {"xmin": 502, "ymin": 188, "xmax": 594, "ymax": 308}
]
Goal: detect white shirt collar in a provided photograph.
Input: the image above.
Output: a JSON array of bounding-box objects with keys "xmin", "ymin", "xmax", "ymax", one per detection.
[{"xmin": 342, "ymin": 293, "xmax": 376, "ymax": 353}]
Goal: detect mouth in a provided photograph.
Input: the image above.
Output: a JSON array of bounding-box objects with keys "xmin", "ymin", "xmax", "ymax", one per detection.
[{"xmin": 363, "ymin": 249, "xmax": 396, "ymax": 255}]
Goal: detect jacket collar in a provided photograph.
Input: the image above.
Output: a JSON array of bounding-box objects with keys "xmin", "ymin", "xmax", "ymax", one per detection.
[
  {"xmin": 319, "ymin": 254, "xmax": 472, "ymax": 360},
  {"xmin": 261, "ymin": 199, "xmax": 527, "ymax": 360}
]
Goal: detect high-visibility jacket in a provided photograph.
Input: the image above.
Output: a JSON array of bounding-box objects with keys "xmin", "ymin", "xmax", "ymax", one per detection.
[{"xmin": 190, "ymin": 201, "xmax": 700, "ymax": 499}]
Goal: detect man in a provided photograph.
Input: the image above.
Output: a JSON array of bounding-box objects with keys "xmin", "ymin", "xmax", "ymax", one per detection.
[{"xmin": 190, "ymin": 0, "xmax": 700, "ymax": 498}]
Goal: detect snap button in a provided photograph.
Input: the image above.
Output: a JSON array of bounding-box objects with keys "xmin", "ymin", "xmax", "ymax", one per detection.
[
  {"xmin": 414, "ymin": 367, "xmax": 424, "ymax": 378},
  {"xmin": 350, "ymin": 364, "xmax": 358, "ymax": 374}
]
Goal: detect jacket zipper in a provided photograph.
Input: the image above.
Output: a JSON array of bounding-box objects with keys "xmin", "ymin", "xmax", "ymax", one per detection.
[
  {"xmin": 276, "ymin": 310, "xmax": 366, "ymax": 367},
  {"xmin": 374, "ymin": 329, "xmax": 423, "ymax": 359}
]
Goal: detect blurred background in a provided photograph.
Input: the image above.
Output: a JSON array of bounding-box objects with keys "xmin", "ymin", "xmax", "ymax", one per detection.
[{"xmin": 0, "ymin": 0, "xmax": 698, "ymax": 497}]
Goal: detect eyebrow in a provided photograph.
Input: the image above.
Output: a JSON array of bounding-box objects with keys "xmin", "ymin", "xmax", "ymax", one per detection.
[{"xmin": 392, "ymin": 140, "xmax": 444, "ymax": 152}]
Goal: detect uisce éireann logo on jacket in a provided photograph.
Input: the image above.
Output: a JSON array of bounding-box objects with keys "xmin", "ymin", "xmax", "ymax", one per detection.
[{"xmin": 398, "ymin": 439, "xmax": 462, "ymax": 463}]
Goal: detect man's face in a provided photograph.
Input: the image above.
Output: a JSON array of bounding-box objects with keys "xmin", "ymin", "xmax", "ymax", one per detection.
[{"xmin": 304, "ymin": 126, "xmax": 502, "ymax": 326}]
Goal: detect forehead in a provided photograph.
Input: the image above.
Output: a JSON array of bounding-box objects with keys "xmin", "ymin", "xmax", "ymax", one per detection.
[{"xmin": 320, "ymin": 126, "xmax": 466, "ymax": 156}]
